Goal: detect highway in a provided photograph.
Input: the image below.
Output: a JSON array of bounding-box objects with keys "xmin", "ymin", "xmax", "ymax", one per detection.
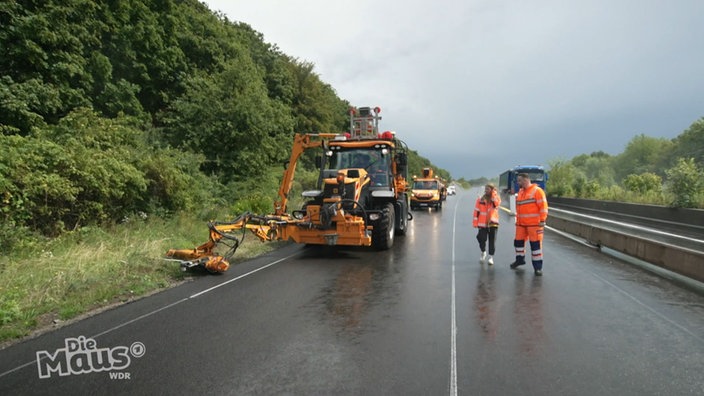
[{"xmin": 1, "ymin": 187, "xmax": 703, "ymax": 395}]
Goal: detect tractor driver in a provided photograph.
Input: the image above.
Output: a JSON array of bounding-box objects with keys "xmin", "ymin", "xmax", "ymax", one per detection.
[{"xmin": 353, "ymin": 154, "xmax": 371, "ymax": 169}]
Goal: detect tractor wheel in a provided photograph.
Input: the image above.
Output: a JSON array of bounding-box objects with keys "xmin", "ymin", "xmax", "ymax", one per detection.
[
  {"xmin": 372, "ymin": 202, "xmax": 395, "ymax": 250},
  {"xmin": 395, "ymin": 198, "xmax": 408, "ymax": 236}
]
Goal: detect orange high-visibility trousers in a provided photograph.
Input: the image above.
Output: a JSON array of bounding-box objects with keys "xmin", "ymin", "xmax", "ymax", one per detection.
[{"xmin": 513, "ymin": 225, "xmax": 544, "ymax": 269}]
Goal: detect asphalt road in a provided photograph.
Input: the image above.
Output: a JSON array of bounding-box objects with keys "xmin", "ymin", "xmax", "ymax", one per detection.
[{"xmin": 1, "ymin": 187, "xmax": 703, "ymax": 395}]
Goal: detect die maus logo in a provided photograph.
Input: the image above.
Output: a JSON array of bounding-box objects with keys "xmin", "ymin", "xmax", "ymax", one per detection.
[{"xmin": 36, "ymin": 336, "xmax": 145, "ymax": 379}]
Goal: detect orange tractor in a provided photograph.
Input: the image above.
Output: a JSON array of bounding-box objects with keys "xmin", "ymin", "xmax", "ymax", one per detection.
[{"xmin": 166, "ymin": 106, "xmax": 412, "ymax": 273}]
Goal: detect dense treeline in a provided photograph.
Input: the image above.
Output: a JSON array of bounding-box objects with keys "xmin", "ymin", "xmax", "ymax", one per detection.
[
  {"xmin": 6, "ymin": 0, "xmax": 696, "ymax": 258},
  {"xmin": 406, "ymin": 149, "xmax": 451, "ymax": 183},
  {"xmin": 547, "ymin": 119, "xmax": 704, "ymax": 208},
  {"xmin": 0, "ymin": 1, "xmax": 445, "ymax": 253}
]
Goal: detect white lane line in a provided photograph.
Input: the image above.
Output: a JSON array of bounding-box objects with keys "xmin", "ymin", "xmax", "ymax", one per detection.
[
  {"xmin": 449, "ymin": 194, "xmax": 463, "ymax": 396},
  {"xmin": 0, "ymin": 251, "xmax": 297, "ymax": 379},
  {"xmin": 189, "ymin": 252, "xmax": 298, "ymax": 299}
]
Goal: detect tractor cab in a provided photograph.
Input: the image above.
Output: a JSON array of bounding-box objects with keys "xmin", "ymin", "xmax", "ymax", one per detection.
[{"xmin": 326, "ymin": 148, "xmax": 391, "ymax": 188}]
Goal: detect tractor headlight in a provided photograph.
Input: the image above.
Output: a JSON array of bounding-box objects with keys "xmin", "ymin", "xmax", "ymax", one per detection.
[
  {"xmin": 368, "ymin": 213, "xmax": 381, "ymax": 221},
  {"xmin": 292, "ymin": 211, "xmax": 305, "ymax": 219}
]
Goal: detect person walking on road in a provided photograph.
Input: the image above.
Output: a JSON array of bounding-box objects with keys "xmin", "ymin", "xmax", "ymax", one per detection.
[
  {"xmin": 473, "ymin": 183, "xmax": 501, "ymax": 265},
  {"xmin": 510, "ymin": 173, "xmax": 548, "ymax": 276}
]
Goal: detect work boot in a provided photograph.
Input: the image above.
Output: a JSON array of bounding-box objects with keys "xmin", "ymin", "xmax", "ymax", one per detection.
[
  {"xmin": 480, "ymin": 251, "xmax": 487, "ymax": 263},
  {"xmin": 487, "ymin": 255, "xmax": 494, "ymax": 265},
  {"xmin": 510, "ymin": 260, "xmax": 525, "ymax": 269}
]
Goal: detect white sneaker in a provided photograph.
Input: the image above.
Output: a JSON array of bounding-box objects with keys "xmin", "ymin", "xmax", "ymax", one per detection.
[
  {"xmin": 480, "ymin": 251, "xmax": 487, "ymax": 263},
  {"xmin": 487, "ymin": 255, "xmax": 494, "ymax": 265}
]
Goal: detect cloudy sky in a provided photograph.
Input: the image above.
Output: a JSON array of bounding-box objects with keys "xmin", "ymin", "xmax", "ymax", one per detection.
[{"xmin": 203, "ymin": 0, "xmax": 704, "ymax": 180}]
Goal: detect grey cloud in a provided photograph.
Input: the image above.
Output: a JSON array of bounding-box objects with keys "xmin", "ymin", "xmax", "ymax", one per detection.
[{"xmin": 206, "ymin": 0, "xmax": 704, "ymax": 179}]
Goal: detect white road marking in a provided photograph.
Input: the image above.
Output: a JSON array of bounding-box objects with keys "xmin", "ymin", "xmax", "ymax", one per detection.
[
  {"xmin": 449, "ymin": 194, "xmax": 464, "ymax": 396},
  {"xmin": 0, "ymin": 251, "xmax": 298, "ymax": 379}
]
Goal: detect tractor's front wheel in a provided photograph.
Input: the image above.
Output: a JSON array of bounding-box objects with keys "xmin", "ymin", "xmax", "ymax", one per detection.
[
  {"xmin": 395, "ymin": 197, "xmax": 408, "ymax": 236},
  {"xmin": 372, "ymin": 202, "xmax": 395, "ymax": 250}
]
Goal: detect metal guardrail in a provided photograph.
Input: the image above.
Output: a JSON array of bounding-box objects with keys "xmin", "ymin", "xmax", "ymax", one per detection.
[{"xmin": 548, "ymin": 197, "xmax": 704, "ymax": 240}]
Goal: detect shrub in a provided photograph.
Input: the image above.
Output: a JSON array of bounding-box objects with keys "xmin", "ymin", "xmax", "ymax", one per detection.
[
  {"xmin": 665, "ymin": 158, "xmax": 703, "ymax": 208},
  {"xmin": 623, "ymin": 172, "xmax": 662, "ymax": 194}
]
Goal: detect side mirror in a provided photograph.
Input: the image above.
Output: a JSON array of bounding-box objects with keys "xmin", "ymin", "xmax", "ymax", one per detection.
[
  {"xmin": 396, "ymin": 152, "xmax": 407, "ymax": 166},
  {"xmin": 396, "ymin": 152, "xmax": 407, "ymax": 173}
]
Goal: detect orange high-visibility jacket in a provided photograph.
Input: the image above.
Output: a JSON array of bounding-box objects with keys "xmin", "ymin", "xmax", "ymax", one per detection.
[
  {"xmin": 515, "ymin": 184, "xmax": 548, "ymax": 226},
  {"xmin": 473, "ymin": 191, "xmax": 501, "ymax": 228}
]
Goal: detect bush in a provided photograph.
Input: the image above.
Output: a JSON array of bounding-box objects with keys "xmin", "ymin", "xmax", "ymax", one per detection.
[
  {"xmin": 140, "ymin": 148, "xmax": 216, "ymax": 215},
  {"xmin": 0, "ymin": 134, "xmax": 77, "ymax": 236},
  {"xmin": 665, "ymin": 158, "xmax": 703, "ymax": 208},
  {"xmin": 0, "ymin": 221, "xmax": 41, "ymax": 255},
  {"xmin": 623, "ymin": 172, "xmax": 662, "ymax": 194},
  {"xmin": 0, "ymin": 109, "xmax": 220, "ymax": 238},
  {"xmin": 546, "ymin": 159, "xmax": 576, "ymax": 197}
]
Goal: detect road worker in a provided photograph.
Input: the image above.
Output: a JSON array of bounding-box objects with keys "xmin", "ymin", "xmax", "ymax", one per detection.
[
  {"xmin": 510, "ymin": 173, "xmax": 548, "ymax": 276},
  {"xmin": 472, "ymin": 184, "xmax": 501, "ymax": 265}
]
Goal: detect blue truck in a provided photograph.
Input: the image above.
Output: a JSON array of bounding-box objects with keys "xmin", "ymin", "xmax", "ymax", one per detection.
[{"xmin": 499, "ymin": 165, "xmax": 547, "ymax": 195}]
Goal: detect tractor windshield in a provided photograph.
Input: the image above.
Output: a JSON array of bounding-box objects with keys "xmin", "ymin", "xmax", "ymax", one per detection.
[
  {"xmin": 327, "ymin": 149, "xmax": 391, "ymax": 187},
  {"xmin": 413, "ymin": 180, "xmax": 438, "ymax": 190}
]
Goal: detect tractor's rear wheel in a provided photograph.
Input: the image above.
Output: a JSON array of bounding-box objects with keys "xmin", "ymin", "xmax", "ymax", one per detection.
[{"xmin": 372, "ymin": 202, "xmax": 395, "ymax": 250}]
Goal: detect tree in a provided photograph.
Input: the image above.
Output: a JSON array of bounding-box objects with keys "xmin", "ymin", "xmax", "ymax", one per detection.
[
  {"xmin": 546, "ymin": 159, "xmax": 576, "ymax": 197},
  {"xmin": 286, "ymin": 58, "xmax": 348, "ymax": 134},
  {"xmin": 0, "ymin": 0, "xmax": 456, "ymax": 242},
  {"xmin": 613, "ymin": 134, "xmax": 673, "ymax": 180},
  {"xmin": 623, "ymin": 172, "xmax": 662, "ymax": 194},
  {"xmin": 665, "ymin": 158, "xmax": 702, "ymax": 208},
  {"xmin": 0, "ymin": 0, "xmax": 102, "ymax": 129},
  {"xmin": 161, "ymin": 59, "xmax": 294, "ymax": 182},
  {"xmin": 670, "ymin": 118, "xmax": 704, "ymax": 168},
  {"xmin": 405, "ymin": 149, "xmax": 450, "ymax": 182},
  {"xmin": 572, "ymin": 152, "xmax": 615, "ymax": 187}
]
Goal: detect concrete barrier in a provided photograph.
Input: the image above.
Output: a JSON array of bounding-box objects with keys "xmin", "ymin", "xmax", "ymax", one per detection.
[{"xmin": 548, "ymin": 209, "xmax": 704, "ymax": 284}]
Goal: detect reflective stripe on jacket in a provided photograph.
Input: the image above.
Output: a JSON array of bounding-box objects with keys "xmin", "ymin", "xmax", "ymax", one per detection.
[
  {"xmin": 472, "ymin": 193, "xmax": 501, "ymax": 228},
  {"xmin": 515, "ymin": 184, "xmax": 548, "ymax": 226}
]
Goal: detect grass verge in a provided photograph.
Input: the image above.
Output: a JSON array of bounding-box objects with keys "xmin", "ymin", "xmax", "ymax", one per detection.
[{"xmin": 0, "ymin": 213, "xmax": 282, "ymax": 347}]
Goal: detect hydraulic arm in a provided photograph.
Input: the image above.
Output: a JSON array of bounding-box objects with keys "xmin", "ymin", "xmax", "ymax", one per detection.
[
  {"xmin": 165, "ymin": 133, "xmax": 367, "ymax": 273},
  {"xmin": 166, "ymin": 212, "xmax": 286, "ymax": 273},
  {"xmin": 274, "ymin": 133, "xmax": 337, "ymax": 215},
  {"xmin": 166, "ymin": 106, "xmax": 410, "ymax": 274}
]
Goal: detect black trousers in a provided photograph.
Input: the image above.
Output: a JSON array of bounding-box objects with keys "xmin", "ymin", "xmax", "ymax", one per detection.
[{"xmin": 476, "ymin": 227, "xmax": 498, "ymax": 255}]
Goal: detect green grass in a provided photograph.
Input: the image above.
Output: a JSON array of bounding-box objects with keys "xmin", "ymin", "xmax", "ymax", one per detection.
[{"xmin": 0, "ymin": 213, "xmax": 283, "ymax": 345}]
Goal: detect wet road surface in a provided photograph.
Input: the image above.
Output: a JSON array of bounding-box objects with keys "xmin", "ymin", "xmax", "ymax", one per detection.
[{"xmin": 1, "ymin": 187, "xmax": 703, "ymax": 395}]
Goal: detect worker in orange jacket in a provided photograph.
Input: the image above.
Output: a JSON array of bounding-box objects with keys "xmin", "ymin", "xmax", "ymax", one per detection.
[
  {"xmin": 473, "ymin": 184, "xmax": 501, "ymax": 265},
  {"xmin": 510, "ymin": 173, "xmax": 548, "ymax": 276}
]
